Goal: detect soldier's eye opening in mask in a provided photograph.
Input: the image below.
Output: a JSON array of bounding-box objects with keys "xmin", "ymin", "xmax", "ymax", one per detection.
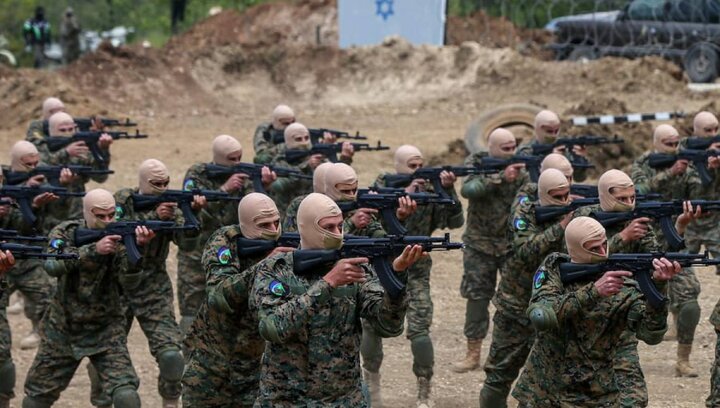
[
  {"xmin": 92, "ymin": 208, "xmax": 116, "ymax": 223},
  {"xmin": 279, "ymin": 117, "xmax": 295, "ymax": 127},
  {"xmin": 150, "ymin": 179, "xmax": 170, "ymax": 189},
  {"xmin": 609, "ymin": 186, "xmax": 635, "ymax": 206},
  {"xmin": 226, "ymin": 152, "xmax": 243, "ymax": 164},
  {"xmin": 500, "ymin": 142, "xmax": 517, "ymax": 153},
  {"xmin": 549, "ymin": 190, "xmax": 569, "ymax": 204},
  {"xmin": 257, "ymin": 220, "xmax": 280, "ymax": 232},
  {"xmin": 541, "ymin": 125, "xmax": 559, "ymax": 136},
  {"xmin": 57, "ymin": 124, "xmax": 76, "ymax": 134},
  {"xmin": 407, "ymin": 159, "xmax": 423, "ymax": 171},
  {"xmin": 338, "ymin": 187, "xmax": 358, "ymax": 197},
  {"xmin": 294, "ymin": 134, "xmax": 309, "ymax": 143},
  {"xmin": 318, "ymin": 215, "xmax": 343, "ymax": 235},
  {"xmin": 662, "ymin": 141, "xmax": 679, "ymax": 149},
  {"xmin": 704, "ymin": 126, "xmax": 719, "ymax": 135},
  {"xmin": 21, "ymin": 156, "xmax": 39, "ymax": 169},
  {"xmin": 583, "ymin": 238, "xmax": 607, "ymax": 257}
]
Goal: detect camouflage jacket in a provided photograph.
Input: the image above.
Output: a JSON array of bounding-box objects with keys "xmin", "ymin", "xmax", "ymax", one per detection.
[
  {"xmin": 283, "ymin": 193, "xmax": 387, "ymax": 238},
  {"xmin": 253, "ymin": 122, "xmax": 285, "ymax": 165},
  {"xmin": 512, "ymin": 252, "xmax": 667, "ymax": 405},
  {"xmin": 516, "ymin": 139, "xmax": 588, "ymax": 182},
  {"xmin": 114, "ymin": 187, "xmax": 198, "ymax": 270},
  {"xmin": 494, "ymin": 199, "xmax": 566, "ymax": 315},
  {"xmin": 250, "ymin": 251, "xmax": 408, "ymax": 406},
  {"xmin": 573, "ymin": 204, "xmax": 662, "ymax": 253},
  {"xmin": 631, "ymin": 151, "xmax": 703, "ymax": 199},
  {"xmin": 461, "ymin": 151, "xmax": 528, "ymax": 255},
  {"xmin": 43, "ymin": 219, "xmax": 132, "ymax": 358},
  {"xmin": 510, "ymin": 181, "xmax": 538, "ymax": 216}
]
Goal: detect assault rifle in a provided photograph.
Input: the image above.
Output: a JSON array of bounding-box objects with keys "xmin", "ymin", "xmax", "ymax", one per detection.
[
  {"xmin": 647, "ymin": 149, "xmax": 720, "ymax": 186},
  {"xmin": 132, "ymin": 189, "xmax": 242, "ymax": 228},
  {"xmin": 267, "ymin": 127, "xmax": 368, "ymax": 145},
  {"xmin": 41, "ymin": 117, "xmax": 137, "ymax": 134},
  {"xmin": 1, "ymin": 242, "xmax": 77, "ymax": 260},
  {"xmin": 45, "ymin": 130, "xmax": 148, "ymax": 165},
  {"xmin": 477, "ymin": 155, "xmax": 594, "ymax": 182},
  {"xmin": 569, "ymin": 184, "xmax": 661, "ymax": 200},
  {"xmin": 5, "ymin": 165, "xmax": 114, "ymax": 186},
  {"xmin": 383, "ymin": 165, "xmax": 499, "ymax": 199},
  {"xmin": 75, "ymin": 220, "xmax": 197, "ymax": 265},
  {"xmin": 293, "ymin": 233, "xmax": 463, "ymax": 298},
  {"xmin": 685, "ymin": 135, "xmax": 720, "ymax": 150},
  {"xmin": 534, "ymin": 193, "xmax": 661, "ymax": 224},
  {"xmin": 0, "ymin": 229, "xmax": 46, "ymax": 243},
  {"xmin": 559, "ymin": 251, "xmax": 720, "ymax": 307},
  {"xmin": 531, "ymin": 135, "xmax": 624, "ymax": 159},
  {"xmin": 590, "ymin": 200, "xmax": 720, "ymax": 250},
  {"xmin": 0, "ymin": 185, "xmax": 85, "ymax": 225},
  {"xmin": 204, "ymin": 163, "xmax": 312, "ymax": 194},
  {"xmin": 236, "ymin": 233, "xmax": 372, "ymax": 257},
  {"xmin": 284, "ymin": 141, "xmax": 390, "ymax": 164}
]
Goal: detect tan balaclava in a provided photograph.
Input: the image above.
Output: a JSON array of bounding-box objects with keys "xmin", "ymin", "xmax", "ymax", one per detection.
[
  {"xmin": 212, "ymin": 135, "xmax": 243, "ymax": 166},
  {"xmin": 271, "ymin": 104, "xmax": 295, "ymax": 130},
  {"xmin": 565, "ymin": 216, "xmax": 608, "ymax": 264},
  {"xmin": 598, "ymin": 169, "xmax": 635, "ymax": 212},
  {"xmin": 10, "ymin": 141, "xmax": 39, "ymax": 172},
  {"xmin": 324, "ymin": 163, "xmax": 358, "ymax": 201},
  {"xmin": 394, "ymin": 145, "xmax": 423, "ymax": 174},
  {"xmin": 538, "ymin": 168, "xmax": 570, "ymax": 207},
  {"xmin": 534, "ymin": 110, "xmax": 561, "ymax": 143},
  {"xmin": 297, "ymin": 193, "xmax": 343, "ymax": 250},
  {"xmin": 693, "ymin": 111, "xmax": 719, "ymax": 137},
  {"xmin": 83, "ymin": 188, "xmax": 116, "ymax": 229},
  {"xmin": 540, "ymin": 153, "xmax": 573, "ymax": 178},
  {"xmin": 48, "ymin": 112, "xmax": 75, "ymax": 137},
  {"xmin": 313, "ymin": 162, "xmax": 333, "ymax": 193},
  {"xmin": 653, "ymin": 124, "xmax": 680, "ymax": 154},
  {"xmin": 487, "ymin": 128, "xmax": 516, "ymax": 159},
  {"xmin": 138, "ymin": 159, "xmax": 170, "ymax": 195},
  {"xmin": 284, "ymin": 123, "xmax": 311, "ymax": 150},
  {"xmin": 238, "ymin": 193, "xmax": 281, "ymax": 240},
  {"xmin": 42, "ymin": 97, "xmax": 65, "ymax": 120}
]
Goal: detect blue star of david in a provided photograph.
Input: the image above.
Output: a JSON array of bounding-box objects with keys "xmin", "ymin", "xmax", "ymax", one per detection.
[{"xmin": 376, "ymin": 0, "xmax": 394, "ymax": 21}]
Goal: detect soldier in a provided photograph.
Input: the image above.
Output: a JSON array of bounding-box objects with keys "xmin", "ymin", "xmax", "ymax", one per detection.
[
  {"xmin": 92, "ymin": 159, "xmax": 202, "ymax": 408},
  {"xmin": 511, "ymin": 152, "xmax": 575, "ymax": 214},
  {"xmin": 631, "ymin": 124, "xmax": 710, "ymax": 377},
  {"xmin": 269, "ymin": 123, "xmax": 353, "ymax": 215},
  {"xmin": 453, "ymin": 128, "xmax": 528, "ymax": 374},
  {"xmin": 22, "ymin": 189, "xmax": 149, "ymax": 408},
  {"xmin": 363, "ymin": 146, "xmax": 462, "ymax": 407},
  {"xmin": 182, "ymin": 193, "xmax": 293, "ymax": 407},
  {"xmin": 517, "ymin": 110, "xmax": 588, "ymax": 182},
  {"xmin": 176, "ymin": 135, "xmax": 275, "ymax": 336},
  {"xmin": 253, "ymin": 104, "xmax": 296, "ymax": 164},
  {"xmin": 250, "ymin": 193, "xmax": 424, "ymax": 406},
  {"xmin": 512, "ymin": 216, "xmax": 679, "ymax": 406},
  {"xmin": 282, "ymin": 161, "xmax": 332, "ymax": 232},
  {"xmin": 0, "ymin": 221, "xmax": 18, "ymax": 408},
  {"xmin": 26, "ymin": 97, "xmax": 65, "ymax": 141},
  {"xmin": 480, "ymin": 168, "xmax": 573, "ymax": 407},
  {"xmin": 23, "ymin": 7, "xmax": 51, "ymax": 68},
  {"xmin": 60, "ymin": 7, "xmax": 81, "ymax": 64}
]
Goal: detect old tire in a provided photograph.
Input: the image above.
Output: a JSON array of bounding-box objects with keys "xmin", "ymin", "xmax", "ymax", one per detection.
[
  {"xmin": 464, "ymin": 103, "xmax": 543, "ymax": 154},
  {"xmin": 684, "ymin": 43, "xmax": 719, "ymax": 83}
]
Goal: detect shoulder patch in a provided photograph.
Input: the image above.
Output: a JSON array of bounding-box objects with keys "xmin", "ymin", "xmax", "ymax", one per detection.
[
  {"xmin": 49, "ymin": 238, "xmax": 65, "ymax": 250},
  {"xmin": 513, "ymin": 217, "xmax": 528, "ymax": 231},
  {"xmin": 217, "ymin": 246, "xmax": 232, "ymax": 265},
  {"xmin": 533, "ymin": 268, "xmax": 547, "ymax": 289},
  {"xmin": 114, "ymin": 205, "xmax": 124, "ymax": 220},
  {"xmin": 269, "ymin": 280, "xmax": 287, "ymax": 297},
  {"xmin": 517, "ymin": 194, "xmax": 529, "ymax": 206},
  {"xmin": 183, "ymin": 179, "xmax": 196, "ymax": 191}
]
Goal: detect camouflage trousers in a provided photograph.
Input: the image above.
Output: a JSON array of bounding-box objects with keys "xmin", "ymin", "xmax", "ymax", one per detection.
[
  {"xmin": 7, "ymin": 259, "xmax": 54, "ymax": 325},
  {"xmin": 0, "ymin": 307, "xmax": 13, "ymax": 401},
  {"xmin": 176, "ymin": 252, "xmax": 206, "ymax": 324},
  {"xmin": 613, "ymin": 331, "xmax": 648, "ymax": 408},
  {"xmin": 182, "ymin": 348, "xmax": 259, "ymax": 407},
  {"xmin": 482, "ymin": 308, "xmax": 534, "ymax": 400},
  {"xmin": 361, "ymin": 257, "xmax": 434, "ymax": 379},
  {"xmin": 669, "ymin": 267, "xmax": 702, "ymax": 344},
  {"xmin": 707, "ymin": 301, "xmax": 720, "ymax": 407},
  {"xmin": 460, "ymin": 246, "xmax": 503, "ymax": 340},
  {"xmin": 686, "ymin": 215, "xmax": 720, "ymax": 273},
  {"xmin": 24, "ymin": 329, "xmax": 138, "ymax": 406}
]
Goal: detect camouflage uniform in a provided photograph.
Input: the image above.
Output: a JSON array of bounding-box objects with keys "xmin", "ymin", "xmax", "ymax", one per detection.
[
  {"xmin": 510, "ymin": 181, "xmax": 537, "ymax": 215},
  {"xmin": 707, "ymin": 301, "xmax": 720, "ymax": 406},
  {"xmin": 23, "ymin": 220, "xmax": 140, "ymax": 407},
  {"xmin": 176, "ymin": 163, "xmax": 249, "ymax": 333},
  {"xmin": 250, "ymin": 251, "xmax": 408, "ymax": 406},
  {"xmin": 480, "ymin": 199, "xmax": 565, "ymax": 406},
  {"xmin": 460, "ymin": 151, "xmax": 528, "ymax": 341},
  {"xmin": 0, "ymin": 276, "xmax": 12, "ymax": 404},
  {"xmin": 516, "ymin": 140, "xmax": 588, "ymax": 182},
  {"xmin": 284, "ymin": 193, "xmax": 387, "ymax": 238},
  {"xmin": 253, "ymin": 122, "xmax": 285, "ymax": 165},
  {"xmin": 100, "ymin": 187, "xmax": 198, "ymax": 403},
  {"xmin": 632, "ymin": 151, "xmax": 704, "ymax": 347},
  {"xmin": 512, "ymin": 252, "xmax": 668, "ymax": 407},
  {"xmin": 182, "ymin": 225, "xmax": 267, "ymax": 407},
  {"xmin": 360, "ymin": 174, "xmax": 463, "ymax": 381}
]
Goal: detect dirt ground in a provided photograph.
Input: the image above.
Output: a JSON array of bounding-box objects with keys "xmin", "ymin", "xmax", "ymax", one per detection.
[{"xmin": 3, "ymin": 1, "xmax": 720, "ymax": 406}]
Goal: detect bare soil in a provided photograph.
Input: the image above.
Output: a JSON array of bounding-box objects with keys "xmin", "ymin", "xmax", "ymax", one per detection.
[{"xmin": 2, "ymin": 1, "xmax": 720, "ymax": 406}]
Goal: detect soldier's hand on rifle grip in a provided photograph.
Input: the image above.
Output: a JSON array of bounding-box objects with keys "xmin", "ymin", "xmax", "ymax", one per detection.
[
  {"xmin": 651, "ymin": 258, "xmax": 680, "ymax": 281},
  {"xmin": 135, "ymin": 226, "xmax": 156, "ymax": 246},
  {"xmin": 392, "ymin": 244, "xmax": 426, "ymax": 272},
  {"xmin": 595, "ymin": 270, "xmax": 632, "ymax": 297},
  {"xmin": 0, "ymin": 202, "xmax": 11, "ymax": 218},
  {"xmin": 58, "ymin": 168, "xmax": 75, "ymax": 186},
  {"xmin": 261, "ymin": 166, "xmax": 277, "ymax": 187},
  {"xmin": 440, "ymin": 170, "xmax": 456, "ymax": 188},
  {"xmin": 321, "ymin": 131, "xmax": 336, "ymax": 144},
  {"xmin": 0, "ymin": 250, "xmax": 15, "ymax": 274},
  {"xmin": 503, "ymin": 163, "xmax": 524, "ymax": 183},
  {"xmin": 351, "ymin": 208, "xmax": 378, "ymax": 229},
  {"xmin": 90, "ymin": 116, "xmax": 104, "ymax": 132},
  {"xmin": 96, "ymin": 235, "xmax": 122, "ymax": 255},
  {"xmin": 98, "ymin": 133, "xmax": 113, "ymax": 150},
  {"xmin": 268, "ymin": 246, "xmax": 295, "ymax": 258},
  {"xmin": 221, "ymin": 173, "xmax": 247, "ymax": 193},
  {"xmin": 308, "ymin": 154, "xmax": 324, "ymax": 170},
  {"xmin": 405, "ymin": 179, "xmax": 425, "ymax": 194},
  {"xmin": 155, "ymin": 202, "xmax": 177, "ymax": 221},
  {"xmin": 340, "ymin": 142, "xmax": 354, "ymax": 160},
  {"xmin": 708, "ymin": 156, "xmax": 720, "ymax": 170},
  {"xmin": 323, "ymin": 257, "xmax": 368, "ymax": 288},
  {"xmin": 66, "ymin": 141, "xmax": 89, "ymax": 158},
  {"xmin": 571, "ymin": 145, "xmax": 588, "ymax": 157},
  {"xmin": 671, "ymin": 159, "xmax": 689, "ymax": 175},
  {"xmin": 191, "ymin": 195, "xmax": 207, "ymax": 210},
  {"xmin": 396, "ymin": 196, "xmax": 417, "ymax": 221},
  {"xmin": 31, "ymin": 192, "xmax": 58, "ymax": 209},
  {"xmin": 559, "ymin": 211, "xmax": 574, "ymax": 229},
  {"xmin": 25, "ymin": 174, "xmax": 46, "ymax": 188},
  {"xmin": 619, "ymin": 217, "xmax": 651, "ymax": 243}
]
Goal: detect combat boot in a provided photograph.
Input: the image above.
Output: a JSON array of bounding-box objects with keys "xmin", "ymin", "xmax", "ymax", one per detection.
[
  {"xmin": 451, "ymin": 339, "xmax": 482, "ymax": 373},
  {"xmin": 664, "ymin": 311, "xmax": 677, "ymax": 341},
  {"xmin": 162, "ymin": 398, "xmax": 179, "ymax": 408},
  {"xmin": 417, "ymin": 377, "xmax": 433, "ymax": 408},
  {"xmin": 363, "ymin": 368, "xmax": 383, "ymax": 407},
  {"xmin": 676, "ymin": 343, "xmax": 698, "ymax": 377}
]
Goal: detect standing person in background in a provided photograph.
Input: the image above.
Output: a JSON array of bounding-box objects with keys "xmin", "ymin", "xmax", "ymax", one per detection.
[
  {"xmin": 23, "ymin": 7, "xmax": 51, "ymax": 68},
  {"xmin": 171, "ymin": 0, "xmax": 188, "ymax": 34},
  {"xmin": 60, "ymin": 7, "xmax": 81, "ymax": 65}
]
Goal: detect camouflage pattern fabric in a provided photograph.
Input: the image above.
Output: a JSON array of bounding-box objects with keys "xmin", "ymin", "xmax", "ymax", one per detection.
[
  {"xmin": 516, "ymin": 139, "xmax": 588, "ymax": 182},
  {"xmin": 250, "ymin": 251, "xmax": 408, "ymax": 406},
  {"xmin": 511, "ymin": 252, "xmax": 668, "ymax": 406},
  {"xmin": 0, "ymin": 305, "xmax": 11, "ymax": 401},
  {"xmin": 182, "ymin": 225, "xmax": 267, "ymax": 407},
  {"xmin": 706, "ymin": 301, "xmax": 720, "ymax": 406},
  {"xmin": 510, "ymin": 181, "xmax": 537, "ymax": 215},
  {"xmin": 23, "ymin": 220, "xmax": 139, "ymax": 406},
  {"xmin": 253, "ymin": 122, "xmax": 285, "ymax": 165}
]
